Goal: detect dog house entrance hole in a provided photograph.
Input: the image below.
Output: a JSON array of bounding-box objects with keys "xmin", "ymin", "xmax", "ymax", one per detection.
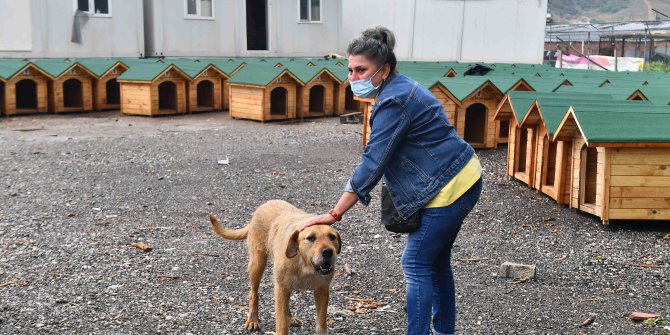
[
  {"xmin": 581, "ymin": 146, "xmax": 598, "ymax": 205},
  {"xmin": 270, "ymin": 87, "xmax": 287, "ymax": 115},
  {"xmin": 63, "ymin": 79, "xmax": 83, "ymax": 108},
  {"xmin": 516, "ymin": 128, "xmax": 528, "ymax": 174},
  {"xmin": 344, "ymin": 85, "xmax": 358, "ymax": 111},
  {"xmin": 464, "ymin": 103, "xmax": 487, "ymax": 144},
  {"xmin": 106, "ymin": 78, "xmax": 120, "ymax": 105},
  {"xmin": 158, "ymin": 81, "xmax": 177, "ymax": 110},
  {"xmin": 544, "ymin": 136, "xmax": 558, "ymax": 187},
  {"xmin": 197, "ymin": 80, "xmax": 214, "ymax": 107},
  {"xmin": 309, "ymin": 85, "xmax": 325, "ymax": 113},
  {"xmin": 498, "ymin": 120, "xmax": 509, "ymax": 139},
  {"xmin": 16, "ymin": 79, "xmax": 38, "ymax": 109}
]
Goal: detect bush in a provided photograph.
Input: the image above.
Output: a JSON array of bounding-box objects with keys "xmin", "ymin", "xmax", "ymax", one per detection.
[{"xmin": 644, "ymin": 61, "xmax": 670, "ymax": 73}]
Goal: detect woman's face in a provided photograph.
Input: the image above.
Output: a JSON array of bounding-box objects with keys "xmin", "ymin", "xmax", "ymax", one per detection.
[{"xmin": 348, "ymin": 54, "xmax": 389, "ymax": 87}]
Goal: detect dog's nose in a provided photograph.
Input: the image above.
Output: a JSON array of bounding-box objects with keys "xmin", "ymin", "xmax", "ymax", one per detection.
[{"xmin": 322, "ymin": 248, "xmax": 334, "ymax": 258}]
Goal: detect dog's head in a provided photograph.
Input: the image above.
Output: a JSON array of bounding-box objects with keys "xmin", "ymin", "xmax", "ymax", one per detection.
[{"xmin": 285, "ymin": 225, "xmax": 341, "ymax": 276}]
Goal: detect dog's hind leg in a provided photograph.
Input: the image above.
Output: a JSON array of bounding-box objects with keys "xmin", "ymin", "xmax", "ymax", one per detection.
[
  {"xmin": 244, "ymin": 252, "xmax": 267, "ymax": 331},
  {"xmin": 314, "ymin": 286, "xmax": 330, "ymax": 334}
]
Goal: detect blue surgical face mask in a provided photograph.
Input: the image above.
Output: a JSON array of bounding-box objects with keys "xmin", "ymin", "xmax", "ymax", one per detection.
[{"xmin": 350, "ymin": 66, "xmax": 383, "ymax": 98}]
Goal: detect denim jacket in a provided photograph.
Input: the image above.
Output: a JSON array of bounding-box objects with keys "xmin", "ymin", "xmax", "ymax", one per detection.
[{"xmin": 348, "ymin": 73, "xmax": 475, "ymax": 219}]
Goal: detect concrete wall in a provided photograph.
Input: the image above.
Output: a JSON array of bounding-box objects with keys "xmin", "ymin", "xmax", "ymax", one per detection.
[
  {"xmin": 1, "ymin": 0, "xmax": 546, "ymax": 63},
  {"xmin": 341, "ymin": 0, "xmax": 548, "ymax": 63},
  {"xmin": 0, "ymin": 0, "xmax": 145, "ymax": 58},
  {"xmin": 144, "ymin": 0, "xmax": 341, "ymax": 57}
]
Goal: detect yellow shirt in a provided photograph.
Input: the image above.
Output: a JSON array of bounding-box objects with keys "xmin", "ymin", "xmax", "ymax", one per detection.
[{"xmin": 424, "ymin": 155, "xmax": 482, "ymax": 208}]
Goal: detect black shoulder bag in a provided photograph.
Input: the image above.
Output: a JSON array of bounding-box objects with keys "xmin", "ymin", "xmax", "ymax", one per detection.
[{"xmin": 381, "ymin": 184, "xmax": 422, "ymax": 234}]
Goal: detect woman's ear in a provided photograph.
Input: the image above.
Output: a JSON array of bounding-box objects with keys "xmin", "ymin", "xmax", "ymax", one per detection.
[{"xmin": 382, "ymin": 63, "xmax": 391, "ymax": 80}]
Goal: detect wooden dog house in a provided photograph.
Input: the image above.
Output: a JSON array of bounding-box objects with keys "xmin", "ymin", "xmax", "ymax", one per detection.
[
  {"xmin": 175, "ymin": 61, "xmax": 230, "ymax": 113},
  {"xmin": 455, "ymin": 80, "xmax": 504, "ymax": 149},
  {"xmin": 553, "ymin": 105, "xmax": 670, "ymax": 223},
  {"xmin": 209, "ymin": 59, "xmax": 245, "ymax": 111},
  {"xmin": 78, "ymin": 59, "xmax": 129, "ymax": 111},
  {"xmin": 228, "ymin": 66, "xmax": 301, "ymax": 122},
  {"xmin": 292, "ymin": 67, "xmax": 339, "ymax": 118},
  {"xmin": 34, "ymin": 61, "xmax": 96, "ymax": 113},
  {"xmin": 0, "ymin": 62, "xmax": 49, "ymax": 116},
  {"xmin": 358, "ymin": 96, "xmax": 375, "ymax": 146},
  {"xmin": 117, "ymin": 64, "xmax": 189, "ymax": 116},
  {"xmin": 327, "ymin": 66, "xmax": 359, "ymax": 116}
]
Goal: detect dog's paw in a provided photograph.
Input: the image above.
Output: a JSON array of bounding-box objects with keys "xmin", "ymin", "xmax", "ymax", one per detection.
[
  {"xmin": 244, "ymin": 317, "xmax": 261, "ymax": 332},
  {"xmin": 288, "ymin": 316, "xmax": 302, "ymax": 327}
]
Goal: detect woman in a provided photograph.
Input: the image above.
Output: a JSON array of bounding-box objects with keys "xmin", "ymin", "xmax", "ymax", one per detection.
[{"xmin": 300, "ymin": 26, "xmax": 482, "ymax": 335}]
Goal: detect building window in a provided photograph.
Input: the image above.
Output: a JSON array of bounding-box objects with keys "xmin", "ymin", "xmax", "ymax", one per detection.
[
  {"xmin": 299, "ymin": 0, "xmax": 320, "ymax": 22},
  {"xmin": 76, "ymin": 0, "xmax": 111, "ymax": 15},
  {"xmin": 186, "ymin": 0, "xmax": 214, "ymax": 19}
]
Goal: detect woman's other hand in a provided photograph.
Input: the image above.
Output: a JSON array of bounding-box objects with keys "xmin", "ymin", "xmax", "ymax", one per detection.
[{"xmin": 300, "ymin": 214, "xmax": 337, "ymax": 231}]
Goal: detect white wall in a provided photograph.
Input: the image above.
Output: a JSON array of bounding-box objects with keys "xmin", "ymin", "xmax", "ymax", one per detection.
[
  {"xmin": 0, "ymin": 0, "xmax": 145, "ymax": 58},
  {"xmin": 0, "ymin": 0, "xmax": 546, "ymax": 62},
  {"xmin": 0, "ymin": 1, "xmax": 33, "ymax": 52},
  {"xmin": 340, "ymin": 0, "xmax": 548, "ymax": 64},
  {"xmin": 145, "ymin": 0, "xmax": 341, "ymax": 57},
  {"xmin": 460, "ymin": 0, "xmax": 547, "ymax": 63},
  {"xmin": 144, "ymin": 0, "xmax": 238, "ymax": 57}
]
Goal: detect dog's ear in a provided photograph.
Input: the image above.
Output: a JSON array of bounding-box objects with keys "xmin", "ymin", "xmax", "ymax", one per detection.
[
  {"xmin": 335, "ymin": 231, "xmax": 342, "ymax": 254},
  {"xmin": 285, "ymin": 230, "xmax": 300, "ymax": 258}
]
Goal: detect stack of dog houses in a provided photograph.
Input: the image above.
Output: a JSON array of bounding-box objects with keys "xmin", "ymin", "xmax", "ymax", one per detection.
[{"xmin": 494, "ymin": 91, "xmax": 670, "ymax": 223}]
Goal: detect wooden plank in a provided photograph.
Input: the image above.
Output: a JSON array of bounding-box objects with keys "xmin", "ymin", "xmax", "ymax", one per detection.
[
  {"xmin": 611, "ymin": 153, "xmax": 670, "ymax": 165},
  {"xmin": 610, "ymin": 176, "xmax": 670, "ymax": 187},
  {"xmin": 231, "ymin": 97, "xmax": 263, "ymax": 106},
  {"xmin": 609, "ymin": 208, "xmax": 670, "ymax": 220},
  {"xmin": 610, "ymin": 197, "xmax": 670, "ymax": 209},
  {"xmin": 611, "ymin": 164, "xmax": 670, "ymax": 176},
  {"xmin": 610, "ymin": 187, "xmax": 670, "ymax": 198}
]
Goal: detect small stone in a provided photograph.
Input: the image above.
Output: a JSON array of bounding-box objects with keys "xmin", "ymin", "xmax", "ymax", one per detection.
[{"xmin": 499, "ymin": 262, "xmax": 536, "ymax": 280}]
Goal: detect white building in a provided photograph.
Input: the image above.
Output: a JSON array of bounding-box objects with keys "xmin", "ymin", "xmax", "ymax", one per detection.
[
  {"xmin": 341, "ymin": 0, "xmax": 548, "ymax": 64},
  {"xmin": 143, "ymin": 0, "xmax": 342, "ymax": 57},
  {"xmin": 0, "ymin": 0, "xmax": 145, "ymax": 58},
  {"xmin": 0, "ymin": 0, "xmax": 547, "ymax": 63}
]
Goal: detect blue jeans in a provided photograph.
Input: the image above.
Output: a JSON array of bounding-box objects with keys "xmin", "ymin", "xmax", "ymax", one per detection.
[{"xmin": 401, "ymin": 178, "xmax": 482, "ymax": 335}]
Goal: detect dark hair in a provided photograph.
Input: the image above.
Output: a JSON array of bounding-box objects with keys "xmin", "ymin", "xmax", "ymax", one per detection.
[{"xmin": 347, "ymin": 26, "xmax": 398, "ymax": 74}]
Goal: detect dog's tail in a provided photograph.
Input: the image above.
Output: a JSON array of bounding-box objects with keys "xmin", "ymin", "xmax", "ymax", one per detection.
[{"xmin": 208, "ymin": 214, "xmax": 249, "ymax": 240}]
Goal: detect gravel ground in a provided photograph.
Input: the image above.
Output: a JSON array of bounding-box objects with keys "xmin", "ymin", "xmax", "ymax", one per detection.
[{"xmin": 1, "ymin": 111, "xmax": 669, "ymax": 335}]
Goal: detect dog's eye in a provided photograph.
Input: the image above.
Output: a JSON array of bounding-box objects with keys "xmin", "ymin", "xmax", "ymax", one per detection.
[
  {"xmin": 306, "ymin": 235, "xmax": 316, "ymax": 242},
  {"xmin": 328, "ymin": 234, "xmax": 336, "ymax": 241}
]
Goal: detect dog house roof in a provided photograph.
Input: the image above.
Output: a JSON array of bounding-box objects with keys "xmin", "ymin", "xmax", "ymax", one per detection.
[
  {"xmin": 228, "ymin": 64, "xmax": 302, "ymax": 86},
  {"xmin": 31, "ymin": 59, "xmax": 95, "ymax": 78},
  {"xmin": 74, "ymin": 58, "xmax": 128, "ymax": 78},
  {"xmin": 117, "ymin": 63, "xmax": 189, "ymax": 82},
  {"xmin": 560, "ymin": 105, "xmax": 670, "ymax": 144},
  {"xmin": 0, "ymin": 60, "xmax": 32, "ymax": 80}
]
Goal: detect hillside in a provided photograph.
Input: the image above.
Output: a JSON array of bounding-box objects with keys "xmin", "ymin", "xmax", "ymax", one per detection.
[{"xmin": 548, "ymin": 0, "xmax": 670, "ymax": 24}]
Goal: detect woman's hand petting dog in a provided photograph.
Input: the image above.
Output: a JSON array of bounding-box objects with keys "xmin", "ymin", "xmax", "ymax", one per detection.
[{"xmin": 300, "ymin": 213, "xmax": 337, "ymax": 231}]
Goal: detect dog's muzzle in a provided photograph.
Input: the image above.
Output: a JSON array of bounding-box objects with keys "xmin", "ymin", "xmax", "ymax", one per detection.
[{"xmin": 312, "ymin": 248, "xmax": 335, "ymax": 275}]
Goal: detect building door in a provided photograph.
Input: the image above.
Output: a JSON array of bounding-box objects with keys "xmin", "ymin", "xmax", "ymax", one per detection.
[{"xmin": 246, "ymin": 0, "xmax": 268, "ymax": 51}]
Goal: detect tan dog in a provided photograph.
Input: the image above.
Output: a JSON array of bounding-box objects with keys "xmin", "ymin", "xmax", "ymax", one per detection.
[{"xmin": 209, "ymin": 200, "xmax": 341, "ymax": 335}]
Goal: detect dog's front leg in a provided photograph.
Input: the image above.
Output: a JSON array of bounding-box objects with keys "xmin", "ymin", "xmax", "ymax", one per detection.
[
  {"xmin": 274, "ymin": 286, "xmax": 291, "ymax": 335},
  {"xmin": 314, "ymin": 286, "xmax": 329, "ymax": 334}
]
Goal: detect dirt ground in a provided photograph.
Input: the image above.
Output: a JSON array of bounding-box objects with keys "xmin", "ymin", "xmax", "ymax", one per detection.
[{"xmin": 1, "ymin": 111, "xmax": 668, "ymax": 334}]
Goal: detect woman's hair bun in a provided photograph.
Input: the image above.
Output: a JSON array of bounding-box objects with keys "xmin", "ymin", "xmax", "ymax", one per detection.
[{"xmin": 361, "ymin": 26, "xmax": 396, "ymax": 51}]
